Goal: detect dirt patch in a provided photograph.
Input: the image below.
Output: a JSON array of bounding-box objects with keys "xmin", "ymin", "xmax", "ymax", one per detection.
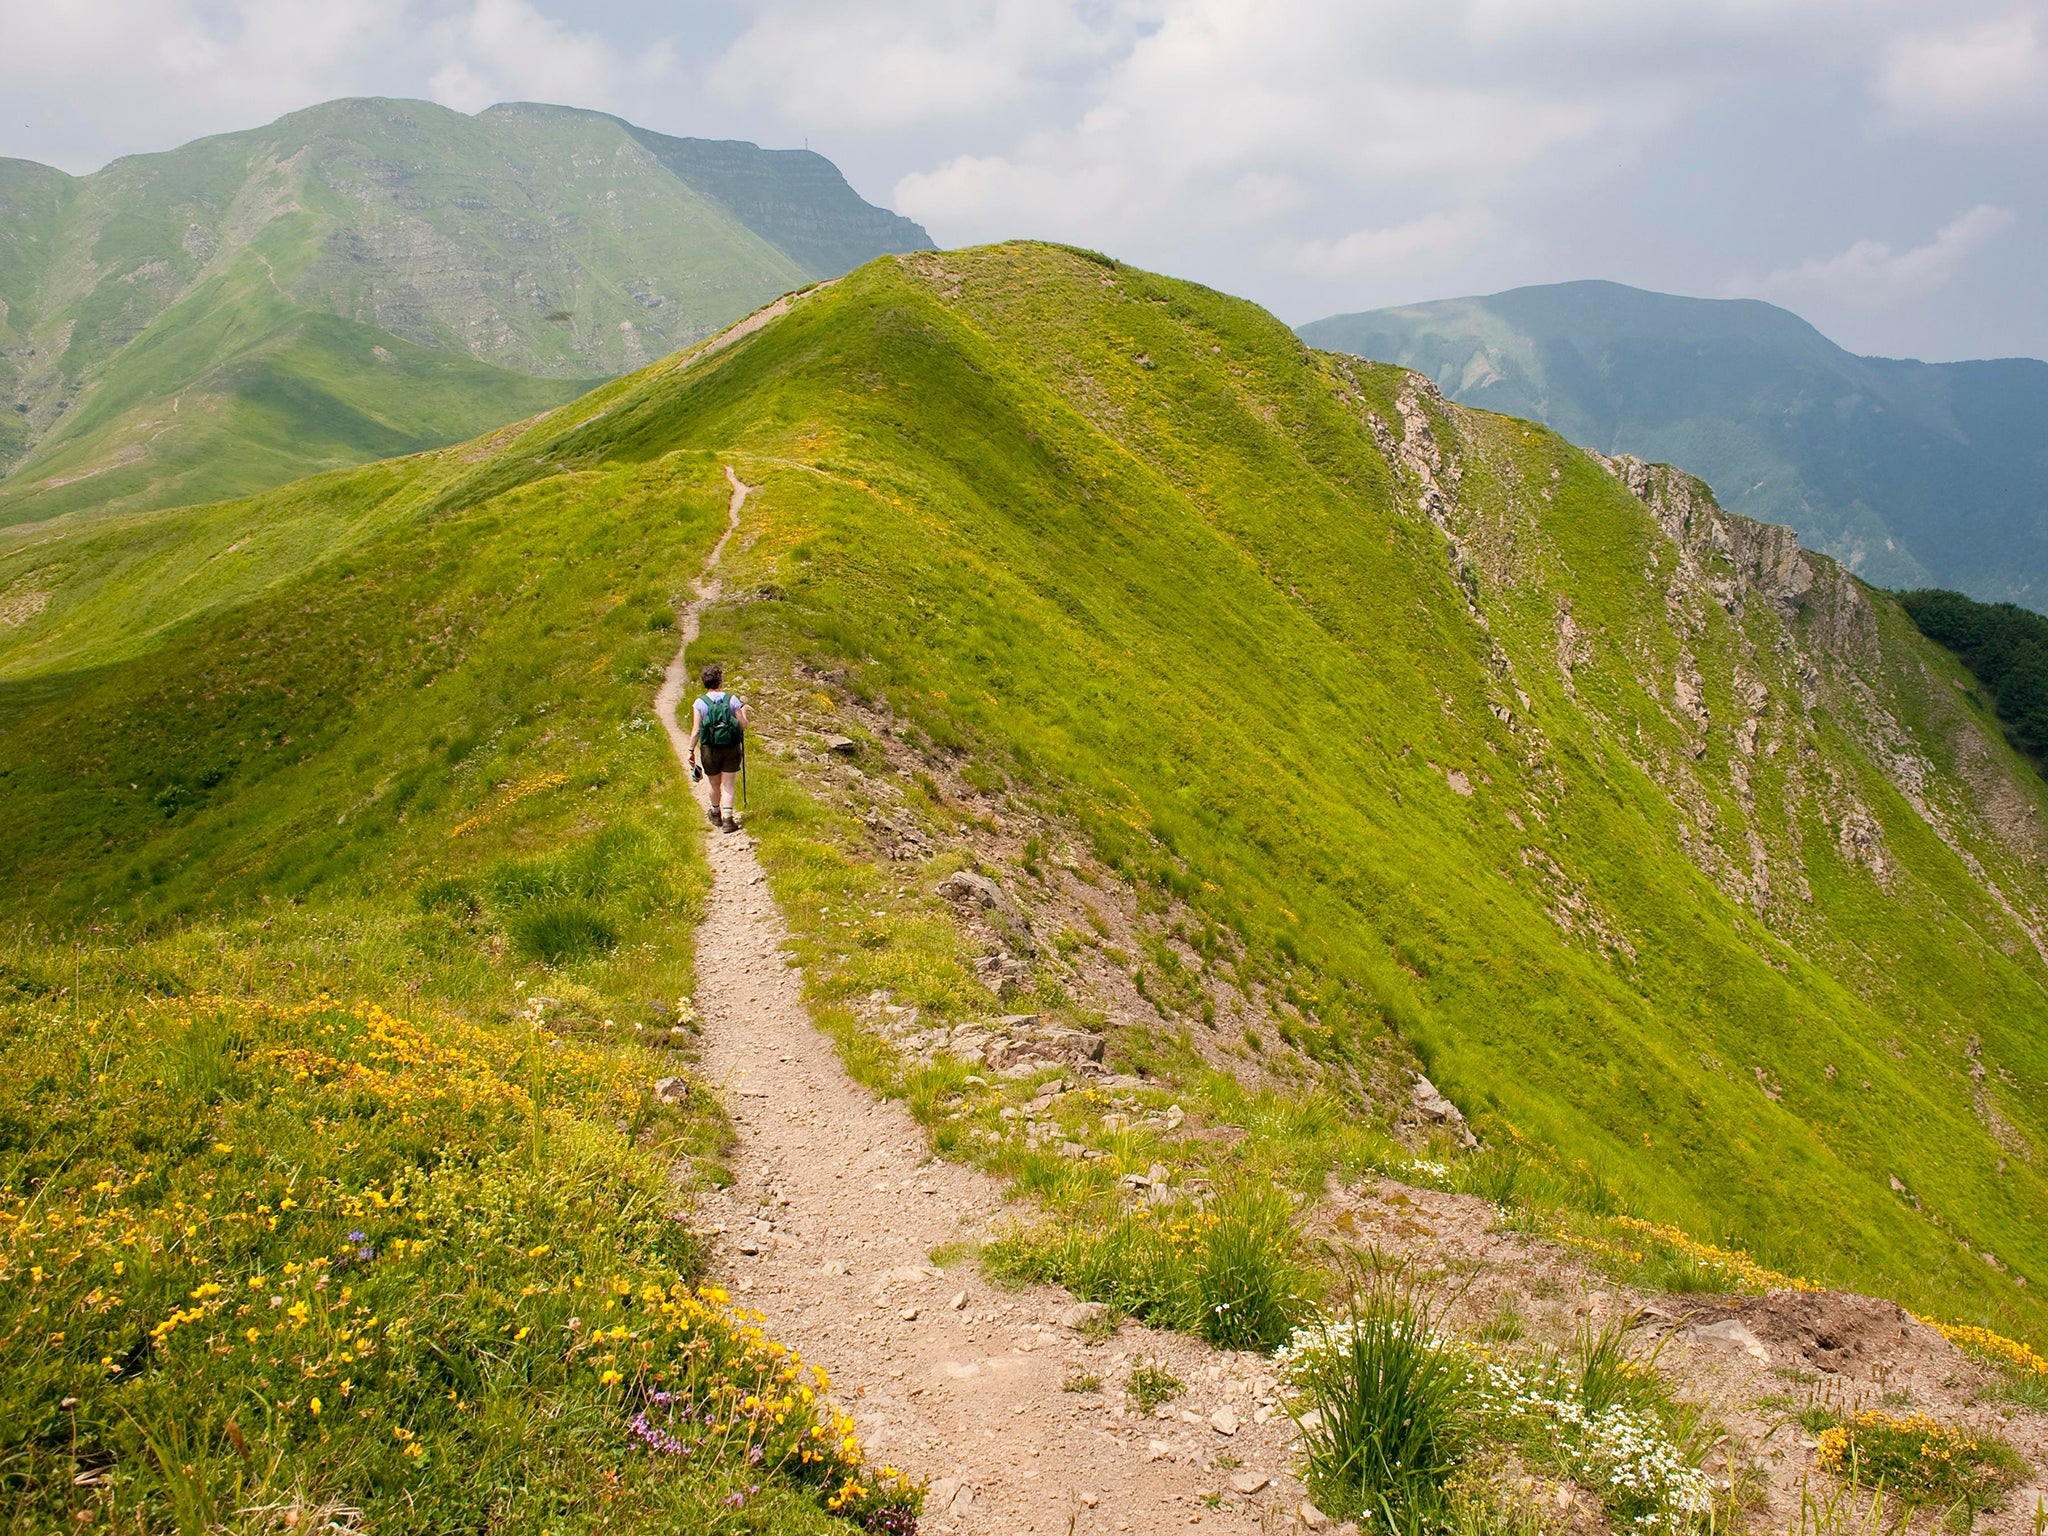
[{"xmin": 0, "ymin": 584, "xmax": 49, "ymax": 627}]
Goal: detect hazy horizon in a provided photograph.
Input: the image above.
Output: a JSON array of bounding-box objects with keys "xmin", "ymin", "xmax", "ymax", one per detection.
[{"xmin": 7, "ymin": 1, "xmax": 2044, "ymax": 364}]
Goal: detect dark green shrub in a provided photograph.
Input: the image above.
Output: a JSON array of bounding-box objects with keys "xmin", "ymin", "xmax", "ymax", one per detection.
[{"xmin": 1899, "ymin": 588, "xmax": 2048, "ymax": 765}]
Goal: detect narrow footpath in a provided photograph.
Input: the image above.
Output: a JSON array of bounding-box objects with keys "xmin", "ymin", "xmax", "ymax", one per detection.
[{"xmin": 652, "ymin": 468, "xmax": 1316, "ymax": 1534}]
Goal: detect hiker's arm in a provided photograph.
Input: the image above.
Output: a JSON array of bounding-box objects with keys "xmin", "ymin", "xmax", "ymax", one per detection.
[{"xmin": 685, "ymin": 707, "xmax": 700, "ymax": 759}]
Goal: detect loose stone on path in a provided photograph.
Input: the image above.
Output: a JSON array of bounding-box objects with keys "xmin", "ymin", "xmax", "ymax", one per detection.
[{"xmin": 653, "ymin": 468, "xmax": 1309, "ymax": 1532}]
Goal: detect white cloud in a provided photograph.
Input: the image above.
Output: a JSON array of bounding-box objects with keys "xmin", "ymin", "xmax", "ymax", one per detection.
[
  {"xmin": 1270, "ymin": 209, "xmax": 1497, "ymax": 281},
  {"xmin": 1876, "ymin": 15, "xmax": 2048, "ymax": 124},
  {"xmin": 4, "ymin": 0, "xmax": 410, "ymax": 168},
  {"xmin": 0, "ymin": 0, "xmax": 676, "ymax": 173},
  {"xmin": 1740, "ymin": 205, "xmax": 2017, "ymax": 309},
  {"xmin": 888, "ymin": 0, "xmax": 1654, "ymax": 256},
  {"xmin": 429, "ymin": 0, "xmax": 649, "ymax": 115},
  {"xmin": 5, "ymin": 0, "xmax": 2044, "ymax": 354},
  {"xmin": 710, "ymin": 0, "xmax": 1127, "ymax": 130}
]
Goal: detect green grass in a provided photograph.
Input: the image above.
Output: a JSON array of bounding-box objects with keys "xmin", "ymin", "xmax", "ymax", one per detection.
[
  {"xmin": 1285, "ymin": 1276, "xmax": 1473, "ymax": 1533},
  {"xmin": 1280, "ymin": 1269, "xmax": 1726, "ymax": 1536},
  {"xmin": 1812, "ymin": 1409, "xmax": 2026, "ymax": 1527},
  {"xmin": 1986, "ymin": 1368, "xmax": 2048, "ymax": 1412},
  {"xmin": 983, "ymin": 1184, "xmax": 1313, "ymax": 1351},
  {"xmin": 1570, "ymin": 1314, "xmax": 1665, "ymax": 1418},
  {"xmin": 1125, "ymin": 1363, "xmax": 1185, "ymax": 1415},
  {"xmin": 0, "ymin": 951, "xmax": 915, "ymax": 1532},
  {"xmin": 1476, "ymin": 1304, "xmax": 1527, "ymax": 1345},
  {"xmin": 4, "ymin": 231, "xmax": 2048, "ymax": 1451},
  {"xmin": 0, "ymin": 428, "xmax": 937, "ymax": 1526}
]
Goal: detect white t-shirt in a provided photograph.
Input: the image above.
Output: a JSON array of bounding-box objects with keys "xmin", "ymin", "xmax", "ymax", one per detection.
[{"xmin": 693, "ymin": 690, "xmax": 745, "ymax": 728}]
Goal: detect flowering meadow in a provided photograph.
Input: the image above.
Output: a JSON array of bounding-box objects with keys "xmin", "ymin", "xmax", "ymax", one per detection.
[
  {"xmin": 0, "ymin": 987, "xmax": 919, "ymax": 1533},
  {"xmin": 1812, "ymin": 1409, "xmax": 2024, "ymax": 1520}
]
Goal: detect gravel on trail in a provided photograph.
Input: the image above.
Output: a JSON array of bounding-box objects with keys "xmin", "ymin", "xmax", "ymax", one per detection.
[{"xmin": 653, "ymin": 468, "xmax": 1317, "ymax": 1533}]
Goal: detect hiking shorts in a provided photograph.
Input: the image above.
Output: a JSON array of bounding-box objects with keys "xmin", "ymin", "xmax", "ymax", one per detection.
[{"xmin": 699, "ymin": 742, "xmax": 744, "ymax": 776}]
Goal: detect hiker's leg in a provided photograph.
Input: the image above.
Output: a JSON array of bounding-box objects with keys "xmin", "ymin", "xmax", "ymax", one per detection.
[{"xmin": 714, "ymin": 772, "xmax": 735, "ymax": 812}]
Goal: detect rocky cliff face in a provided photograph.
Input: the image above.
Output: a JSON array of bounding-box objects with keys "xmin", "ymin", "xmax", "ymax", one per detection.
[
  {"xmin": 1300, "ymin": 280, "xmax": 2048, "ymax": 610},
  {"xmin": 1350, "ymin": 368, "xmax": 2048, "ymax": 975}
]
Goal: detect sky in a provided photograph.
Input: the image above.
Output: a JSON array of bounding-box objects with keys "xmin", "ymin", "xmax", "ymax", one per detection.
[{"xmin": 4, "ymin": 0, "xmax": 2045, "ymax": 362}]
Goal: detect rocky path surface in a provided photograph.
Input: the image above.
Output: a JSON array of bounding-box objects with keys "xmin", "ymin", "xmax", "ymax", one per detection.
[{"xmin": 654, "ymin": 468, "xmax": 1317, "ymax": 1534}]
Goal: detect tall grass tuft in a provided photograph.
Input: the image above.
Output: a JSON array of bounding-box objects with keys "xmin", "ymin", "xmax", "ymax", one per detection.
[
  {"xmin": 1187, "ymin": 1184, "xmax": 1306, "ymax": 1350},
  {"xmin": 509, "ymin": 900, "xmax": 619, "ymax": 965},
  {"xmin": 1288, "ymin": 1270, "xmax": 1472, "ymax": 1534},
  {"xmin": 983, "ymin": 1182, "xmax": 1311, "ymax": 1351},
  {"xmin": 1572, "ymin": 1311, "xmax": 1662, "ymax": 1417},
  {"xmin": 1453, "ymin": 1147, "xmax": 1533, "ymax": 1208},
  {"xmin": 1785, "ymin": 1472, "xmax": 1910, "ymax": 1536}
]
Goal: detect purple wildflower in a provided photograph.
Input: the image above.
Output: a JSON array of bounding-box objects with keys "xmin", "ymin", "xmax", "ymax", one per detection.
[{"xmin": 627, "ymin": 1411, "xmax": 689, "ymax": 1457}]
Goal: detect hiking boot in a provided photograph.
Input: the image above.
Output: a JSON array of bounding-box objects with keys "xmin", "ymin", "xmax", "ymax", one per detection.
[
  {"xmin": 722, "ymin": 813, "xmax": 742, "ymax": 834},
  {"xmin": 705, "ymin": 804, "xmax": 723, "ymax": 827}
]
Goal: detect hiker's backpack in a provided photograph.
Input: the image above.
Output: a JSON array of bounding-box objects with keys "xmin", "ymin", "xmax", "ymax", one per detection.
[{"xmin": 699, "ymin": 693, "xmax": 744, "ymax": 750}]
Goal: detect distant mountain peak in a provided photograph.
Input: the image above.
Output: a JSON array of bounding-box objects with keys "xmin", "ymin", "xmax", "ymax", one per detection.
[
  {"xmin": 1301, "ymin": 281, "xmax": 2048, "ymax": 608},
  {"xmin": 0, "ymin": 98, "xmax": 931, "ymax": 527}
]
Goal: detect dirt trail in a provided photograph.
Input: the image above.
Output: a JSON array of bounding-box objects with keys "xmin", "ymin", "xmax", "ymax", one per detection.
[{"xmin": 654, "ymin": 468, "xmax": 1317, "ymax": 1534}]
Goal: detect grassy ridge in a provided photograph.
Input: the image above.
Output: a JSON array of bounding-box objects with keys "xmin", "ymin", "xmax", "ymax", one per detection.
[
  {"xmin": 0, "ymin": 435, "xmax": 732, "ymax": 912},
  {"xmin": 1299, "ymin": 281, "xmax": 2048, "ymax": 607},
  {"xmin": 652, "ymin": 247, "xmax": 2044, "ymax": 1336},
  {"xmin": 3, "ymin": 239, "xmax": 2045, "ymax": 1371}
]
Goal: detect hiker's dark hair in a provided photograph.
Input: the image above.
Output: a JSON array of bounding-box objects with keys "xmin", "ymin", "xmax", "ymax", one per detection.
[{"xmin": 701, "ymin": 663, "xmax": 723, "ymax": 689}]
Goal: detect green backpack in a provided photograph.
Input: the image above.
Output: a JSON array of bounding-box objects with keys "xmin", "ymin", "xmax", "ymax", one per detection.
[{"xmin": 699, "ymin": 693, "xmax": 743, "ymax": 749}]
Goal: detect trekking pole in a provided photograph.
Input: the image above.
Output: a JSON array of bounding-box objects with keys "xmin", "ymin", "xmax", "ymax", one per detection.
[{"xmin": 742, "ymin": 754, "xmax": 748, "ymax": 810}]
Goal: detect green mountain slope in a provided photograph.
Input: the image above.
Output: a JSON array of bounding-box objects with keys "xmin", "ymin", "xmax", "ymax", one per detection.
[
  {"xmin": 1299, "ymin": 281, "xmax": 2048, "ymax": 609},
  {"xmin": 4, "ymin": 244, "xmax": 2044, "ymax": 1351},
  {"xmin": 0, "ymin": 98, "xmax": 929, "ymax": 525}
]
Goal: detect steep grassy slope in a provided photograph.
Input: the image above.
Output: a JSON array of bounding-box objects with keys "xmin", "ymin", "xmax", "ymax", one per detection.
[
  {"xmin": 0, "ymin": 98, "xmax": 929, "ymax": 524},
  {"xmin": 1301, "ymin": 281, "xmax": 2048, "ymax": 608},
  {"xmin": 5, "ymin": 245, "xmax": 2045, "ymax": 1357},
  {"xmin": 0, "ymin": 386, "xmax": 950, "ymax": 1520},
  {"xmin": 0, "ymin": 278, "xmax": 590, "ymax": 527}
]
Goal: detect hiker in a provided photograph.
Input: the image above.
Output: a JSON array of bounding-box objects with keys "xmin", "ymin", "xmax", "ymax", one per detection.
[{"xmin": 687, "ymin": 662, "xmax": 749, "ymax": 833}]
